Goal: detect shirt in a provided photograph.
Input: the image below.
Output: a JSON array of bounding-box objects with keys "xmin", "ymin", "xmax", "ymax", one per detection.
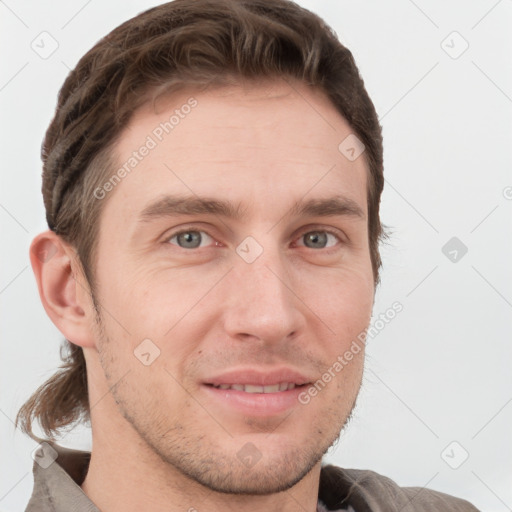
[{"xmin": 25, "ymin": 442, "xmax": 479, "ymax": 511}]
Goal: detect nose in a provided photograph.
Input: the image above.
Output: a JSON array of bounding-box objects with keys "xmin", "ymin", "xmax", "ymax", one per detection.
[{"xmin": 221, "ymin": 245, "xmax": 306, "ymax": 346}]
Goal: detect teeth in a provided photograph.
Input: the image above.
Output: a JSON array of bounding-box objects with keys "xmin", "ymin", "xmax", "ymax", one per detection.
[
  {"xmin": 245, "ymin": 384, "xmax": 264, "ymax": 393},
  {"xmin": 212, "ymin": 382, "xmax": 298, "ymax": 393}
]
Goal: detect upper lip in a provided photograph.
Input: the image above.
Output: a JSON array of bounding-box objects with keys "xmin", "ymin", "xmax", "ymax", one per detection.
[{"xmin": 204, "ymin": 368, "xmax": 312, "ymax": 387}]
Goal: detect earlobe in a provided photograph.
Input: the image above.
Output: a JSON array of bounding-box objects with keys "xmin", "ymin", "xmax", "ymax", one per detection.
[{"xmin": 30, "ymin": 231, "xmax": 96, "ymax": 349}]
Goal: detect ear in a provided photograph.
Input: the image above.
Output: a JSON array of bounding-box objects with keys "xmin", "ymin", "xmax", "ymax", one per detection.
[{"xmin": 30, "ymin": 230, "xmax": 97, "ymax": 349}]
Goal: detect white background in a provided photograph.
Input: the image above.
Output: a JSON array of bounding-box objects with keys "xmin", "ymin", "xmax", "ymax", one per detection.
[{"xmin": 1, "ymin": 1, "xmax": 511, "ymax": 510}]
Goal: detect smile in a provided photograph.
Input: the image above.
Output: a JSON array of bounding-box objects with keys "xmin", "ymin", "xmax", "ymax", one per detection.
[{"xmin": 208, "ymin": 382, "xmax": 300, "ymax": 393}]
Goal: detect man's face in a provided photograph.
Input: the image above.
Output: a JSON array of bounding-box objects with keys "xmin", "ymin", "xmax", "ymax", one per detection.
[{"xmin": 88, "ymin": 79, "xmax": 374, "ymax": 494}]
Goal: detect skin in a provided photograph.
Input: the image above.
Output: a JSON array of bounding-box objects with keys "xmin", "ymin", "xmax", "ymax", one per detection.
[{"xmin": 31, "ymin": 79, "xmax": 375, "ymax": 512}]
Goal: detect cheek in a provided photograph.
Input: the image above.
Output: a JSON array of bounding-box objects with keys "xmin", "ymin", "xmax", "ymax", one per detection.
[
  {"xmin": 95, "ymin": 254, "xmax": 169, "ymax": 334},
  {"xmin": 93, "ymin": 267, "xmax": 210, "ymax": 382},
  {"xmin": 300, "ymin": 268, "xmax": 373, "ymax": 386},
  {"xmin": 303, "ymin": 266, "xmax": 374, "ymax": 330}
]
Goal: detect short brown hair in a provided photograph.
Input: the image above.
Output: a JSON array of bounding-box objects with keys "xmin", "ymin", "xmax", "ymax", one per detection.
[{"xmin": 17, "ymin": 0, "xmax": 385, "ymax": 441}]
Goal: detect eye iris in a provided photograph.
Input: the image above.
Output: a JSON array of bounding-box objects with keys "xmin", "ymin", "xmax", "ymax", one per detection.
[
  {"xmin": 177, "ymin": 231, "xmax": 202, "ymax": 248},
  {"xmin": 304, "ymin": 231, "xmax": 328, "ymax": 248}
]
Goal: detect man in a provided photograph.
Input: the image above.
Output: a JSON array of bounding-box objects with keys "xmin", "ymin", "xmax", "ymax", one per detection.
[{"xmin": 17, "ymin": 0, "xmax": 479, "ymax": 510}]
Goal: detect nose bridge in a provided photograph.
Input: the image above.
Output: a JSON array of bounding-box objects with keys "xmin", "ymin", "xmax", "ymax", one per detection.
[{"xmin": 222, "ymin": 239, "xmax": 303, "ymax": 343}]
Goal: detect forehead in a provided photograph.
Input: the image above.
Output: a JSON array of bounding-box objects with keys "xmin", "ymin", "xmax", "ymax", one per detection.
[{"xmin": 102, "ymin": 79, "xmax": 369, "ymax": 227}]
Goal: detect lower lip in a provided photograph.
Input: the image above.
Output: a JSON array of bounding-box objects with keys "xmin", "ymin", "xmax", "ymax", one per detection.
[{"xmin": 201, "ymin": 384, "xmax": 308, "ymax": 416}]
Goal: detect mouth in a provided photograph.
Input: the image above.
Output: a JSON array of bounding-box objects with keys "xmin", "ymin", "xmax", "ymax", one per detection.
[
  {"xmin": 206, "ymin": 382, "xmax": 303, "ymax": 393},
  {"xmin": 201, "ymin": 368, "xmax": 313, "ymax": 416}
]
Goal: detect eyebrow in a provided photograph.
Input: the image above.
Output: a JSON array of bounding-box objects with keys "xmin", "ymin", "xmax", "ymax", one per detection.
[{"xmin": 137, "ymin": 194, "xmax": 365, "ymax": 223}]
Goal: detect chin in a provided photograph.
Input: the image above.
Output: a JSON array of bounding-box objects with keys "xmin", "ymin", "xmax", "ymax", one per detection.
[{"xmin": 177, "ymin": 447, "xmax": 324, "ymax": 495}]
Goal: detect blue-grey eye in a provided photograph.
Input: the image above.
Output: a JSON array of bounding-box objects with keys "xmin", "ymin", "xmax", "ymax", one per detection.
[
  {"xmin": 302, "ymin": 231, "xmax": 338, "ymax": 249},
  {"xmin": 169, "ymin": 230, "xmax": 213, "ymax": 249}
]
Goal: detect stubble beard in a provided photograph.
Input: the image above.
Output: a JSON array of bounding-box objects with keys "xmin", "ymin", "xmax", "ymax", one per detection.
[{"xmin": 91, "ymin": 295, "xmax": 361, "ymax": 496}]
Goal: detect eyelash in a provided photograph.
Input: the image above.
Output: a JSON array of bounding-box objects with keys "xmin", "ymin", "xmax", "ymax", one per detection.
[{"xmin": 163, "ymin": 226, "xmax": 346, "ymax": 252}]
